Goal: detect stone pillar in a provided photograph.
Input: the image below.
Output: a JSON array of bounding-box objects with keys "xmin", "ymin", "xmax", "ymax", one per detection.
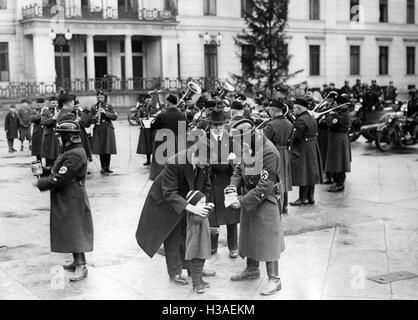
[
  {"xmin": 32, "ymin": 34, "xmax": 56, "ymax": 83},
  {"xmin": 124, "ymin": 35, "xmax": 134, "ymax": 90},
  {"xmin": 161, "ymin": 35, "xmax": 178, "ymax": 79},
  {"xmin": 86, "ymin": 34, "xmax": 95, "ymax": 91}
]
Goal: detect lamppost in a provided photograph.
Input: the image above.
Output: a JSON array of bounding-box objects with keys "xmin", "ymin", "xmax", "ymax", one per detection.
[
  {"xmin": 199, "ymin": 32, "xmax": 223, "ymax": 47},
  {"xmin": 49, "ymin": 29, "xmax": 73, "ymax": 89}
]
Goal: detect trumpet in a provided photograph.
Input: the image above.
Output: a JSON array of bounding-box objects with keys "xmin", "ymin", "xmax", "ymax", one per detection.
[{"xmin": 95, "ymin": 102, "xmax": 105, "ymax": 126}]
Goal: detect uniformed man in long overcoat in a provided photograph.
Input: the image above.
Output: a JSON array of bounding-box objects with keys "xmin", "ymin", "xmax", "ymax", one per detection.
[
  {"xmin": 149, "ymin": 95, "xmax": 187, "ymax": 181},
  {"xmin": 36, "ymin": 120, "xmax": 93, "ymax": 282},
  {"xmin": 324, "ymin": 95, "xmax": 352, "ymax": 193},
  {"xmin": 289, "ymin": 98, "xmax": 323, "ymax": 206},
  {"xmin": 227, "ymin": 119, "xmax": 285, "ymax": 296},
  {"xmin": 207, "ymin": 110, "xmax": 240, "ymax": 258},
  {"xmin": 88, "ymin": 91, "xmax": 118, "ymax": 175},
  {"xmin": 4, "ymin": 105, "xmax": 19, "ymax": 153},
  {"xmin": 136, "ymin": 138, "xmax": 214, "ymax": 285},
  {"xmin": 30, "ymin": 99, "xmax": 45, "ymax": 161},
  {"xmin": 41, "ymin": 97, "xmax": 60, "ymax": 168},
  {"xmin": 264, "ymin": 100, "xmax": 294, "ymax": 214}
]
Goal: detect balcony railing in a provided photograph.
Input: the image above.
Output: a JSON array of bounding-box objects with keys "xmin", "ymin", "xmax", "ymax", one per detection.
[
  {"xmin": 0, "ymin": 78, "xmax": 231, "ymax": 100},
  {"xmin": 21, "ymin": 4, "xmax": 176, "ymax": 22}
]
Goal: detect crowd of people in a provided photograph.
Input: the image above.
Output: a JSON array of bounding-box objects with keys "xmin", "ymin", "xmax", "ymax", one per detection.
[{"xmin": 3, "ymin": 78, "xmax": 411, "ymax": 296}]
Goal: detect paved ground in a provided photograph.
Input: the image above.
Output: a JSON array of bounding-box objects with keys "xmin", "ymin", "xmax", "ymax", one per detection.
[{"xmin": 0, "ymin": 119, "xmax": 417, "ymax": 300}]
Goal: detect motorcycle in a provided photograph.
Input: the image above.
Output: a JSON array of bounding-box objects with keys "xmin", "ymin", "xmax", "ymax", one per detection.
[
  {"xmin": 359, "ymin": 101, "xmax": 403, "ymax": 143},
  {"xmin": 375, "ymin": 104, "xmax": 417, "ymax": 152}
]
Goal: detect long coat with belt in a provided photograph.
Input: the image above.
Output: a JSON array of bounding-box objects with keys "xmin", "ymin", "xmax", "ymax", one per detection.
[
  {"xmin": 136, "ymin": 150, "xmax": 211, "ymax": 258},
  {"xmin": 264, "ymin": 115, "xmax": 294, "ymax": 192},
  {"xmin": 208, "ymin": 130, "xmax": 240, "ymax": 227},
  {"xmin": 41, "ymin": 108, "xmax": 59, "ymax": 160},
  {"xmin": 325, "ymin": 110, "xmax": 352, "ymax": 173},
  {"xmin": 290, "ymin": 111, "xmax": 323, "ymax": 186},
  {"xmin": 230, "ymin": 136, "xmax": 285, "ymax": 262},
  {"xmin": 37, "ymin": 143, "xmax": 93, "ymax": 253},
  {"xmin": 88, "ymin": 103, "xmax": 118, "ymax": 155},
  {"xmin": 149, "ymin": 107, "xmax": 188, "ymax": 181},
  {"xmin": 30, "ymin": 112, "xmax": 43, "ymax": 157},
  {"xmin": 4, "ymin": 111, "xmax": 19, "ymax": 139}
]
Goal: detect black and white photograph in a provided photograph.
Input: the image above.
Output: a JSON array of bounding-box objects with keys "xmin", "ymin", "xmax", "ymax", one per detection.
[{"xmin": 1, "ymin": 0, "xmax": 418, "ymax": 306}]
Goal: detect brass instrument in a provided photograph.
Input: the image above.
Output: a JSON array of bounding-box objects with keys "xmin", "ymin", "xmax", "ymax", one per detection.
[
  {"xmin": 312, "ymin": 91, "xmax": 339, "ymax": 113},
  {"xmin": 312, "ymin": 102, "xmax": 352, "ymax": 120},
  {"xmin": 179, "ymin": 81, "xmax": 202, "ymax": 109},
  {"xmin": 218, "ymin": 81, "xmax": 235, "ymax": 99}
]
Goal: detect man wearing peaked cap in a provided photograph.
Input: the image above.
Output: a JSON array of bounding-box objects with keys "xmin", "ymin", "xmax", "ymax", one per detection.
[
  {"xmin": 264, "ymin": 100, "xmax": 294, "ymax": 214},
  {"xmin": 289, "ymin": 98, "xmax": 323, "ymax": 207}
]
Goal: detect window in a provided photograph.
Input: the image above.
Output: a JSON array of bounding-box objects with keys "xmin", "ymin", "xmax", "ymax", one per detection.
[
  {"xmin": 204, "ymin": 0, "xmax": 216, "ymax": 16},
  {"xmin": 407, "ymin": 0, "xmax": 415, "ymax": 24},
  {"xmin": 241, "ymin": 0, "xmax": 253, "ymax": 17},
  {"xmin": 204, "ymin": 44, "xmax": 218, "ymax": 78},
  {"xmin": 407, "ymin": 47, "xmax": 416, "ymax": 74},
  {"xmin": 164, "ymin": 0, "xmax": 178, "ymax": 15},
  {"xmin": 94, "ymin": 40, "xmax": 107, "ymax": 53},
  {"xmin": 379, "ymin": 0, "xmax": 388, "ymax": 22},
  {"xmin": 350, "ymin": 0, "xmax": 359, "ymax": 22},
  {"xmin": 309, "ymin": 0, "xmax": 320, "ymax": 20},
  {"xmin": 350, "ymin": 46, "xmax": 360, "ymax": 75},
  {"xmin": 309, "ymin": 45, "xmax": 320, "ymax": 76},
  {"xmin": 379, "ymin": 46, "xmax": 389, "ymax": 75},
  {"xmin": 0, "ymin": 0, "xmax": 7, "ymax": 9},
  {"xmin": 0, "ymin": 43, "xmax": 9, "ymax": 81}
]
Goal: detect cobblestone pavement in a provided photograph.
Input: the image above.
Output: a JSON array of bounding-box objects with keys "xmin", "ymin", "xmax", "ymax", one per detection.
[{"xmin": 0, "ymin": 120, "xmax": 417, "ymax": 300}]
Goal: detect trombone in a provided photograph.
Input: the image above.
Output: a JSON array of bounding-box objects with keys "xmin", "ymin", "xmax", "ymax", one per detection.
[
  {"xmin": 312, "ymin": 91, "xmax": 339, "ymax": 113},
  {"xmin": 312, "ymin": 102, "xmax": 352, "ymax": 120}
]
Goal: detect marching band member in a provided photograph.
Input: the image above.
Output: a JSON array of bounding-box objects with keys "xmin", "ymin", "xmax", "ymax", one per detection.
[
  {"xmin": 264, "ymin": 100, "xmax": 294, "ymax": 214},
  {"xmin": 149, "ymin": 95, "xmax": 187, "ymax": 181},
  {"xmin": 30, "ymin": 99, "xmax": 45, "ymax": 161},
  {"xmin": 289, "ymin": 98, "xmax": 323, "ymax": 206},
  {"xmin": 41, "ymin": 97, "xmax": 60, "ymax": 168},
  {"xmin": 324, "ymin": 95, "xmax": 352, "ymax": 193},
  {"xmin": 88, "ymin": 91, "xmax": 118, "ymax": 175}
]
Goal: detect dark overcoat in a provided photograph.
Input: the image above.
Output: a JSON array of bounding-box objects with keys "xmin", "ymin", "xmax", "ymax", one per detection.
[
  {"xmin": 149, "ymin": 107, "xmax": 188, "ymax": 180},
  {"xmin": 89, "ymin": 103, "xmax": 118, "ymax": 155},
  {"xmin": 264, "ymin": 115, "xmax": 294, "ymax": 192},
  {"xmin": 208, "ymin": 131, "xmax": 240, "ymax": 227},
  {"xmin": 317, "ymin": 120, "xmax": 329, "ymax": 171},
  {"xmin": 37, "ymin": 143, "xmax": 93, "ymax": 253},
  {"xmin": 325, "ymin": 111, "xmax": 352, "ymax": 173},
  {"xmin": 4, "ymin": 111, "xmax": 19, "ymax": 139},
  {"xmin": 30, "ymin": 112, "xmax": 43, "ymax": 156},
  {"xmin": 41, "ymin": 109, "xmax": 59, "ymax": 160},
  {"xmin": 290, "ymin": 111, "xmax": 323, "ymax": 186},
  {"xmin": 185, "ymin": 214, "xmax": 211, "ymax": 261},
  {"xmin": 230, "ymin": 137, "xmax": 285, "ymax": 262},
  {"xmin": 137, "ymin": 127, "xmax": 153, "ymax": 155},
  {"xmin": 136, "ymin": 151, "xmax": 211, "ymax": 258}
]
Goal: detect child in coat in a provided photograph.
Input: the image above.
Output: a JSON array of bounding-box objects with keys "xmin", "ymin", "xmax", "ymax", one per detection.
[
  {"xmin": 4, "ymin": 105, "xmax": 20, "ymax": 153},
  {"xmin": 185, "ymin": 190, "xmax": 214, "ymax": 294}
]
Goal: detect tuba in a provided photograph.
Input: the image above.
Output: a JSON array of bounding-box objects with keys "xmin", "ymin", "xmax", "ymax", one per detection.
[
  {"xmin": 218, "ymin": 81, "xmax": 235, "ymax": 99},
  {"xmin": 179, "ymin": 81, "xmax": 202, "ymax": 109}
]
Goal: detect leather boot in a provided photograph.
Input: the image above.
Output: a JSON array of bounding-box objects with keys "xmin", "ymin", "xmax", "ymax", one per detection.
[
  {"xmin": 261, "ymin": 261, "xmax": 282, "ymax": 296},
  {"xmin": 63, "ymin": 262, "xmax": 76, "ymax": 272},
  {"xmin": 69, "ymin": 264, "xmax": 88, "ymax": 282},
  {"xmin": 210, "ymin": 229, "xmax": 219, "ymax": 255},
  {"xmin": 231, "ymin": 259, "xmax": 260, "ymax": 281}
]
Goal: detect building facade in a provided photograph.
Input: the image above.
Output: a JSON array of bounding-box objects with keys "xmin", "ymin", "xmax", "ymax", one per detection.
[{"xmin": 0, "ymin": 0, "xmax": 418, "ymax": 99}]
